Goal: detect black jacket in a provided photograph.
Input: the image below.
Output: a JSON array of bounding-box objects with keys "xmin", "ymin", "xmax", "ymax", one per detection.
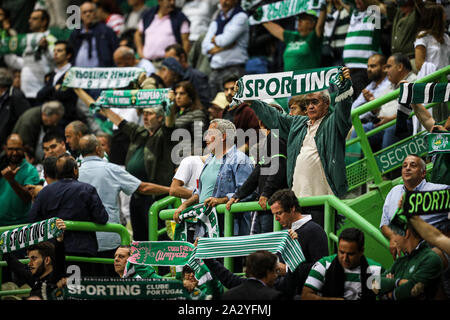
[
  {"xmin": 69, "ymin": 22, "xmax": 119, "ymax": 67},
  {"xmin": 221, "ymin": 278, "xmax": 284, "ymax": 300}
]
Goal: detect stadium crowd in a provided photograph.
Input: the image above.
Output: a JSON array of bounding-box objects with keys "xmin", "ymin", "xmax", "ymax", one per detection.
[{"xmin": 0, "ymin": 0, "xmax": 449, "ymax": 301}]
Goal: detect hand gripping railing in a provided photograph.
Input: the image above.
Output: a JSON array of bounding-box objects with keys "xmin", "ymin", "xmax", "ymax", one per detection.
[{"xmin": 0, "ymin": 221, "xmax": 131, "ymax": 298}]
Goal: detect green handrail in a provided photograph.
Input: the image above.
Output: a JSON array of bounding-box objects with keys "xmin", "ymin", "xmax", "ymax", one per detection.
[
  {"xmin": 347, "ymin": 65, "xmax": 450, "ymax": 190},
  {"xmin": 0, "ymin": 221, "xmax": 131, "ymax": 298},
  {"xmin": 158, "ymin": 195, "xmax": 390, "ymax": 271},
  {"xmin": 148, "ymin": 196, "xmax": 182, "ymax": 241}
]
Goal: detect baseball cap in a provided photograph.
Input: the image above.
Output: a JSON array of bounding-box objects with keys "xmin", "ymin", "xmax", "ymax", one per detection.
[
  {"xmin": 298, "ymin": 9, "xmax": 318, "ymax": 20},
  {"xmin": 162, "ymin": 57, "xmax": 184, "ymax": 76},
  {"xmin": 210, "ymin": 92, "xmax": 229, "ymax": 109}
]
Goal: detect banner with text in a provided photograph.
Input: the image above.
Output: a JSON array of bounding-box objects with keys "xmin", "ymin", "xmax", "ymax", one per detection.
[
  {"xmin": 51, "ymin": 277, "xmax": 206, "ymax": 300},
  {"xmin": 248, "ymin": 0, "xmax": 324, "ymax": 25},
  {"xmin": 234, "ymin": 66, "xmax": 340, "ymax": 100},
  {"xmin": 93, "ymin": 89, "xmax": 172, "ymax": 114},
  {"xmin": 0, "ymin": 218, "xmax": 63, "ymax": 253},
  {"xmin": 403, "ymin": 189, "xmax": 450, "ymax": 216},
  {"xmin": 62, "ymin": 67, "xmax": 145, "ymax": 89}
]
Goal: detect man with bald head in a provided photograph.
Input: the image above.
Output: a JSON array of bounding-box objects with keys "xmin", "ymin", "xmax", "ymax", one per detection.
[
  {"xmin": 114, "ymin": 46, "xmax": 155, "ymax": 76},
  {"xmin": 64, "ymin": 120, "xmax": 90, "ymax": 161},
  {"xmin": 0, "ymin": 134, "xmax": 40, "ymax": 226},
  {"xmin": 77, "ymin": 134, "xmax": 170, "ymax": 275},
  {"xmin": 29, "ymin": 153, "xmax": 108, "ymax": 276}
]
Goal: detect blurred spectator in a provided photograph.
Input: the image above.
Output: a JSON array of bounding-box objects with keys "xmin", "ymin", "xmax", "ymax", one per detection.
[
  {"xmin": 220, "ymin": 73, "xmax": 259, "ymax": 153},
  {"xmin": 0, "ymin": 0, "xmax": 37, "ymax": 34},
  {"xmin": 28, "ymin": 154, "xmax": 109, "ymax": 276},
  {"xmin": 100, "ymin": 105, "xmax": 176, "ymax": 241},
  {"xmin": 343, "ymin": 0, "xmax": 383, "ymax": 99},
  {"xmin": 383, "ymin": 0, "xmax": 424, "ymax": 72},
  {"xmin": 36, "ymin": 40, "xmax": 79, "ymax": 128},
  {"xmin": 207, "ymin": 91, "xmax": 227, "ymax": 121},
  {"xmin": 96, "ymin": 0, "xmax": 125, "ymax": 36},
  {"xmin": 41, "ymin": 0, "xmax": 71, "ymax": 29},
  {"xmin": 64, "ymin": 120, "xmax": 90, "ymax": 160},
  {"xmin": 0, "ymin": 133, "xmax": 40, "ymax": 227},
  {"xmin": 263, "ymin": 8, "xmax": 326, "ymax": 72},
  {"xmin": 351, "ymin": 53, "xmax": 390, "ymax": 123},
  {"xmin": 166, "ymin": 80, "xmax": 208, "ymax": 158},
  {"xmin": 0, "ymin": 68, "xmax": 31, "ymax": 147},
  {"xmin": 114, "ymin": 46, "xmax": 155, "ymax": 76},
  {"xmin": 322, "ymin": 0, "xmax": 351, "ymax": 67},
  {"xmin": 182, "ymin": 0, "xmax": 217, "ymax": 43},
  {"xmin": 123, "ymin": 0, "xmax": 149, "ymax": 32},
  {"xmin": 69, "ymin": 1, "xmax": 119, "ymax": 68},
  {"xmin": 288, "ymin": 95, "xmax": 307, "ymax": 116},
  {"xmin": 165, "ymin": 43, "xmax": 212, "ymax": 108},
  {"xmin": 135, "ymin": 0, "xmax": 190, "ymax": 66},
  {"xmin": 140, "ymin": 56, "xmax": 184, "ymax": 89},
  {"xmin": 12, "ymin": 101, "xmax": 65, "ymax": 162},
  {"xmin": 414, "ymin": 2, "xmax": 450, "ymax": 126},
  {"xmin": 4, "ymin": 9, "xmax": 57, "ymax": 106},
  {"xmin": 0, "ymin": 7, "xmax": 17, "ymax": 40},
  {"xmin": 202, "ymin": 0, "xmax": 249, "ymax": 98}
]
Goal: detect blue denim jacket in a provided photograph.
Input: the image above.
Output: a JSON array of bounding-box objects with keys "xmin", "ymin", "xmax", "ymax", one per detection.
[{"xmin": 194, "ymin": 146, "xmax": 254, "ymax": 200}]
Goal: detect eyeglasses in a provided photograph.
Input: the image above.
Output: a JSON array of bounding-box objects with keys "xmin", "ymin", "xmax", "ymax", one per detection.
[{"xmin": 304, "ymin": 99, "xmax": 321, "ymax": 106}]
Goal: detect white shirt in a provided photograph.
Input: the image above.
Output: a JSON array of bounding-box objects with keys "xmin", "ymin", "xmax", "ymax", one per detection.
[
  {"xmin": 292, "ymin": 117, "xmax": 334, "ymax": 198},
  {"xmin": 173, "ymin": 155, "xmax": 205, "ymax": 202},
  {"xmin": 291, "ymin": 215, "xmax": 312, "ymax": 232},
  {"xmin": 53, "ymin": 63, "xmax": 72, "ymax": 86},
  {"xmin": 414, "ymin": 32, "xmax": 450, "ymax": 78}
]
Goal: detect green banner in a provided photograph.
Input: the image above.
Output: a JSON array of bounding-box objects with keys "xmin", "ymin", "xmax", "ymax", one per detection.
[
  {"xmin": 0, "ymin": 34, "xmax": 27, "ymax": 55},
  {"xmin": 375, "ymin": 132, "xmax": 428, "ymax": 173},
  {"xmin": 62, "ymin": 67, "xmax": 145, "ymax": 89},
  {"xmin": 51, "ymin": 277, "xmax": 206, "ymax": 300},
  {"xmin": 93, "ymin": 88, "xmax": 171, "ymax": 114},
  {"xmin": 234, "ymin": 67, "xmax": 340, "ymax": 100},
  {"xmin": 129, "ymin": 241, "xmax": 195, "ymax": 267},
  {"xmin": 0, "ymin": 218, "xmax": 63, "ymax": 253},
  {"xmin": 248, "ymin": 0, "xmax": 324, "ymax": 25},
  {"xmin": 428, "ymin": 133, "xmax": 450, "ymax": 154},
  {"xmin": 403, "ymin": 189, "xmax": 450, "ymax": 216}
]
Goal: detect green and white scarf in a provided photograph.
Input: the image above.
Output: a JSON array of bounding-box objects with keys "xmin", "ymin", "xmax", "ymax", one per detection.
[
  {"xmin": 398, "ymin": 82, "xmax": 450, "ymax": 105},
  {"xmin": 248, "ymin": 0, "xmax": 324, "ymax": 25},
  {"xmin": 174, "ymin": 204, "xmax": 220, "ymax": 242},
  {"xmin": 194, "ymin": 230, "xmax": 305, "ymax": 272},
  {"xmin": 234, "ymin": 66, "xmax": 340, "ymax": 100},
  {"xmin": 51, "ymin": 277, "xmax": 207, "ymax": 300},
  {"xmin": 62, "ymin": 67, "xmax": 145, "ymax": 89},
  {"xmin": 428, "ymin": 132, "xmax": 450, "ymax": 154},
  {"xmin": 92, "ymin": 88, "xmax": 172, "ymax": 114},
  {"xmin": 0, "ymin": 218, "xmax": 63, "ymax": 253}
]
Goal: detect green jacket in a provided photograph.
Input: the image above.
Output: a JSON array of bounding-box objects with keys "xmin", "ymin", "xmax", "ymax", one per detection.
[
  {"xmin": 380, "ymin": 241, "xmax": 443, "ymax": 300},
  {"xmin": 249, "ymin": 88, "xmax": 353, "ymax": 198},
  {"xmin": 119, "ymin": 120, "xmax": 176, "ymax": 187}
]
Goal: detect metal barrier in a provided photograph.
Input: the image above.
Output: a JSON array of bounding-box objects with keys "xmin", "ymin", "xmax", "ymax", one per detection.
[
  {"xmin": 0, "ymin": 221, "xmax": 131, "ymax": 298},
  {"xmin": 158, "ymin": 195, "xmax": 390, "ymax": 272},
  {"xmin": 345, "ymin": 65, "xmax": 450, "ymax": 192}
]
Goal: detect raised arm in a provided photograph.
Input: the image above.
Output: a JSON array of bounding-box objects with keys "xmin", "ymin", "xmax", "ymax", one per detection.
[
  {"xmin": 411, "ymin": 103, "xmax": 435, "ymax": 132},
  {"xmin": 409, "ymin": 216, "xmax": 450, "ymax": 255},
  {"xmin": 262, "ymin": 22, "xmax": 285, "ymax": 41}
]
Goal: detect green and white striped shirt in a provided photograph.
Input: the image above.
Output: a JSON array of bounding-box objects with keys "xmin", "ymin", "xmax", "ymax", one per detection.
[
  {"xmin": 305, "ymin": 254, "xmax": 383, "ymax": 300},
  {"xmin": 343, "ymin": 9, "xmax": 380, "ymax": 69}
]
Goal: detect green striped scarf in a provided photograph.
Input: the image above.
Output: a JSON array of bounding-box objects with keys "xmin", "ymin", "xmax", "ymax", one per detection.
[
  {"xmin": 62, "ymin": 67, "xmax": 145, "ymax": 89},
  {"xmin": 0, "ymin": 218, "xmax": 63, "ymax": 253},
  {"xmin": 398, "ymin": 82, "xmax": 450, "ymax": 105},
  {"xmin": 193, "ymin": 230, "xmax": 305, "ymax": 272},
  {"xmin": 91, "ymin": 88, "xmax": 171, "ymax": 114},
  {"xmin": 174, "ymin": 204, "xmax": 220, "ymax": 242}
]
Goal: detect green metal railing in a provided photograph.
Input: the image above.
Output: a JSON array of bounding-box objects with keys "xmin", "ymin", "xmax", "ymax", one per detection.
[
  {"xmin": 158, "ymin": 195, "xmax": 390, "ymax": 272},
  {"xmin": 0, "ymin": 221, "xmax": 131, "ymax": 298},
  {"xmin": 345, "ymin": 65, "xmax": 450, "ymax": 192}
]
